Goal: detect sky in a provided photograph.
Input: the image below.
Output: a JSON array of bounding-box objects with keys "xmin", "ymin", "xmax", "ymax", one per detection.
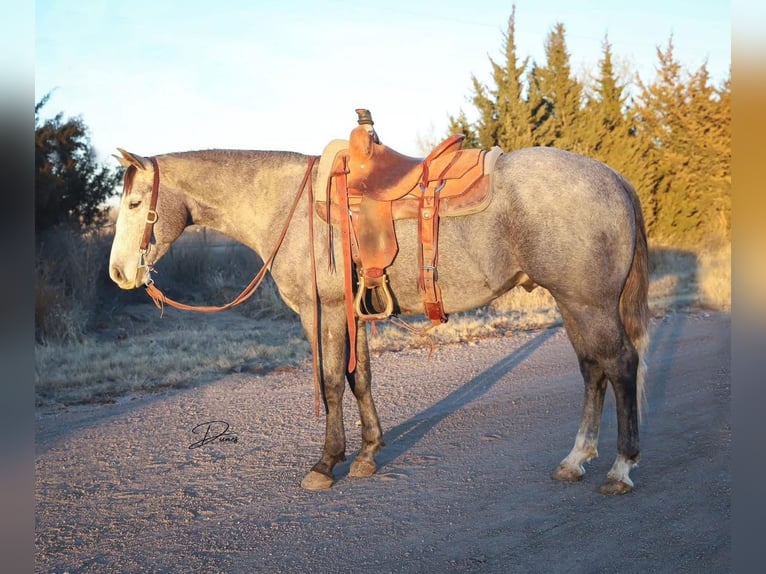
[{"xmin": 34, "ymin": 0, "xmax": 731, "ymax": 163}]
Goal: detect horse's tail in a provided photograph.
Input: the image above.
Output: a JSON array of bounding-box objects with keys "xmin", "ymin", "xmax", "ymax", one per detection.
[{"xmin": 619, "ymin": 176, "xmax": 650, "ymax": 420}]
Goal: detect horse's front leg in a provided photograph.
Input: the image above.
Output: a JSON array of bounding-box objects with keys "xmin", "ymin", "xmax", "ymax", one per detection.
[
  {"xmin": 299, "ymin": 308, "xmax": 349, "ymax": 490},
  {"xmin": 347, "ymin": 322, "xmax": 385, "ymax": 478}
]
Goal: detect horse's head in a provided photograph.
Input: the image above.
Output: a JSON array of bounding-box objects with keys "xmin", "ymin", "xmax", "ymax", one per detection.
[{"xmin": 109, "ymin": 149, "xmax": 188, "ymax": 289}]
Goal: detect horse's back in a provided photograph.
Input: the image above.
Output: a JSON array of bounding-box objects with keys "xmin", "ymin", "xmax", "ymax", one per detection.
[{"xmin": 495, "ymin": 147, "xmax": 638, "ymax": 300}]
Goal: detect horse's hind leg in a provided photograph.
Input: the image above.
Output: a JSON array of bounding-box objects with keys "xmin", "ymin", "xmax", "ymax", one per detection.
[
  {"xmin": 553, "ymin": 352, "xmax": 608, "ymax": 482},
  {"xmin": 554, "ymin": 303, "xmax": 640, "ymax": 494},
  {"xmin": 346, "ymin": 323, "xmax": 385, "ymax": 478},
  {"xmin": 599, "ymin": 348, "xmax": 641, "ymax": 495}
]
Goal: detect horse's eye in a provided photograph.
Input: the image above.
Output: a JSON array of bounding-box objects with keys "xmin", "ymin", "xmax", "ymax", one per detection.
[{"xmin": 128, "ymin": 200, "xmax": 141, "ymax": 210}]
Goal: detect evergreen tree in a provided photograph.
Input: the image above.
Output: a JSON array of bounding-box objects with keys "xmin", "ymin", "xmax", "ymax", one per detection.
[
  {"xmin": 636, "ymin": 40, "xmax": 731, "ymax": 245},
  {"xmin": 583, "ymin": 35, "xmax": 626, "ymax": 147},
  {"xmin": 467, "ymin": 75, "xmax": 499, "ymax": 148},
  {"xmin": 634, "ymin": 39, "xmax": 683, "ymax": 239},
  {"xmin": 493, "ymin": 6, "xmax": 534, "ymax": 151},
  {"xmin": 446, "ymin": 12, "xmax": 731, "ymax": 248},
  {"xmin": 524, "ymin": 63, "xmax": 550, "ymax": 145},
  {"xmin": 687, "ymin": 66, "xmax": 731, "ymax": 238},
  {"xmin": 35, "ymin": 93, "xmax": 121, "ymax": 234},
  {"xmin": 446, "ymin": 109, "xmax": 481, "ymax": 149},
  {"xmin": 449, "ymin": 7, "xmax": 532, "ymax": 150},
  {"xmin": 530, "ymin": 23, "xmax": 584, "ymax": 150},
  {"xmin": 581, "ymin": 36, "xmax": 658, "ymax": 225}
]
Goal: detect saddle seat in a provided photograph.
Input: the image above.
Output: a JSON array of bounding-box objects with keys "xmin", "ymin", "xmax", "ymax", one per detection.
[
  {"xmin": 347, "ymin": 129, "xmax": 468, "ymax": 201},
  {"xmin": 317, "ymin": 132, "xmax": 496, "ymax": 224}
]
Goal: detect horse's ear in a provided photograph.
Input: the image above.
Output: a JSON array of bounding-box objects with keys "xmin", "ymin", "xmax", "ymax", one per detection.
[{"xmin": 114, "ymin": 148, "xmax": 151, "ymax": 170}]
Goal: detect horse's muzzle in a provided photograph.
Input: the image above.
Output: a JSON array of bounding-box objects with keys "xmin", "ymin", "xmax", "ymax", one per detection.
[{"xmin": 109, "ymin": 263, "xmax": 145, "ymax": 290}]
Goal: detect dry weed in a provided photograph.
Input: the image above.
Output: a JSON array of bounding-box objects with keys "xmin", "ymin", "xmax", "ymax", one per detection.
[
  {"xmin": 35, "ymin": 227, "xmax": 730, "ymax": 406},
  {"xmin": 697, "ymin": 242, "xmax": 731, "ymax": 310}
]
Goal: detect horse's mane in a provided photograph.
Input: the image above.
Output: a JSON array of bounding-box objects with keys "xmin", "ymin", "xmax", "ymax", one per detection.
[{"xmin": 120, "ymin": 149, "xmax": 305, "ymax": 197}]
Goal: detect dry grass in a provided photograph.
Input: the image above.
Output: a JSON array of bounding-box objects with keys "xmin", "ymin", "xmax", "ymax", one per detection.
[
  {"xmin": 368, "ymin": 287, "xmax": 561, "ymax": 353},
  {"xmin": 35, "ymin": 226, "xmax": 730, "ymax": 407},
  {"xmin": 697, "ymin": 242, "xmax": 731, "ymax": 311},
  {"xmin": 648, "ymin": 241, "xmax": 731, "ymax": 312},
  {"xmin": 35, "ymin": 309, "xmax": 308, "ymax": 406}
]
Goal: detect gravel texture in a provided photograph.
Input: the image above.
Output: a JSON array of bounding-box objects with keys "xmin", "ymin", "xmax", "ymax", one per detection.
[{"xmin": 35, "ymin": 311, "xmax": 730, "ymax": 573}]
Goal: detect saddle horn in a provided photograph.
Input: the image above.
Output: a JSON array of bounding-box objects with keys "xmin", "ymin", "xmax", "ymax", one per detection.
[
  {"xmin": 355, "ymin": 108, "xmax": 374, "ymax": 125},
  {"xmin": 355, "ymin": 109, "xmax": 380, "ymax": 144}
]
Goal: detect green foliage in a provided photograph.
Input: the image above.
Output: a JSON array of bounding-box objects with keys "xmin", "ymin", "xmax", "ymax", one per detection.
[
  {"xmin": 35, "ymin": 93, "xmax": 122, "ymax": 234},
  {"xmin": 450, "ymin": 8, "xmax": 536, "ymax": 151},
  {"xmin": 530, "ymin": 23, "xmax": 585, "ymax": 150},
  {"xmin": 446, "ymin": 110, "xmax": 481, "ymax": 149},
  {"xmin": 636, "ymin": 40, "xmax": 731, "ymax": 245},
  {"xmin": 449, "ymin": 11, "xmax": 731, "ymax": 247},
  {"xmin": 577, "ymin": 36, "xmax": 659, "ymax": 225}
]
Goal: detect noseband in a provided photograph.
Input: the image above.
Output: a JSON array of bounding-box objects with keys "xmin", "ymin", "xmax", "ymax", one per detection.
[{"xmin": 137, "ymin": 156, "xmax": 161, "ymax": 285}]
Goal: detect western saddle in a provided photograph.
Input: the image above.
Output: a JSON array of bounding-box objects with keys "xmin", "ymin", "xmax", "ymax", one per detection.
[{"xmin": 316, "ymin": 109, "xmax": 502, "ymax": 328}]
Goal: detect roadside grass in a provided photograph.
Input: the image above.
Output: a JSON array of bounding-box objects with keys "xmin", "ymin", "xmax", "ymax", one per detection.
[
  {"xmin": 697, "ymin": 241, "xmax": 731, "ymax": 311},
  {"xmin": 35, "ymin": 228, "xmax": 730, "ymax": 408},
  {"xmin": 35, "ymin": 312, "xmax": 308, "ymax": 406}
]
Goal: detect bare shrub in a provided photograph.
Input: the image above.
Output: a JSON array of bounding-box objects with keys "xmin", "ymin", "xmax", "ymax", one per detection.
[
  {"xmin": 154, "ymin": 227, "xmax": 296, "ymax": 320},
  {"xmin": 35, "ymin": 226, "xmax": 115, "ymax": 343}
]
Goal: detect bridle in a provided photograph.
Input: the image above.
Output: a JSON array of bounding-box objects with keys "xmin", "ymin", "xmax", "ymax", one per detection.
[
  {"xmin": 132, "ymin": 154, "xmax": 325, "ymax": 416},
  {"xmin": 136, "ymin": 156, "xmax": 161, "ymax": 284},
  {"xmin": 135, "ymin": 155, "xmax": 317, "ymax": 309}
]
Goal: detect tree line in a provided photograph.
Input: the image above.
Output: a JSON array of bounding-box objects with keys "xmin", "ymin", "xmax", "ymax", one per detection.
[
  {"xmin": 35, "ymin": 9, "xmax": 730, "ymax": 249},
  {"xmin": 447, "ymin": 8, "xmax": 730, "ymax": 248}
]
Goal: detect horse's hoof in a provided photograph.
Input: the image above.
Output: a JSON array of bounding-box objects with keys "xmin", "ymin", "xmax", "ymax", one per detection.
[
  {"xmin": 349, "ymin": 458, "xmax": 377, "ymax": 478},
  {"xmin": 597, "ymin": 478, "xmax": 634, "ymax": 495},
  {"xmin": 552, "ymin": 464, "xmax": 585, "ymax": 482},
  {"xmin": 301, "ymin": 470, "xmax": 334, "ymax": 490}
]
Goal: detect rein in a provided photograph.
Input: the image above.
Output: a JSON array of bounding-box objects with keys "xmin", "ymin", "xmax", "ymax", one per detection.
[
  {"xmin": 140, "ymin": 155, "xmax": 324, "ymax": 417},
  {"xmin": 142, "ymin": 156, "xmax": 317, "ymax": 313}
]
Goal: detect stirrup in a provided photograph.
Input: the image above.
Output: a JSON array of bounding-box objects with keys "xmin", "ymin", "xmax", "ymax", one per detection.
[{"xmin": 353, "ymin": 275, "xmax": 395, "ymax": 321}]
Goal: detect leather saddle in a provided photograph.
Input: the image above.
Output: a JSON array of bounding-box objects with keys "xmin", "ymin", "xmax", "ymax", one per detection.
[{"xmin": 317, "ymin": 109, "xmax": 502, "ymax": 324}]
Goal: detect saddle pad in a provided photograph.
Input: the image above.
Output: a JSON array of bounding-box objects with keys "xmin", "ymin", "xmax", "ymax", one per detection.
[
  {"xmin": 315, "ymin": 139, "xmax": 349, "ymax": 204},
  {"xmin": 445, "ymin": 145, "xmax": 503, "ymax": 216}
]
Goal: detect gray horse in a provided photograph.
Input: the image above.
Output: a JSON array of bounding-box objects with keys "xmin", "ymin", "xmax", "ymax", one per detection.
[{"xmin": 109, "ymin": 144, "xmax": 648, "ymax": 495}]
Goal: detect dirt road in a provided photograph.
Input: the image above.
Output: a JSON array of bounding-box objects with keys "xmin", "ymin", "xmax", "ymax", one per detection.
[{"xmin": 35, "ymin": 311, "xmax": 730, "ymax": 573}]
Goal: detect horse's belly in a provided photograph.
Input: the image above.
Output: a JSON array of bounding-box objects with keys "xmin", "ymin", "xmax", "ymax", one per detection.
[{"xmin": 386, "ymin": 212, "xmax": 516, "ymax": 315}]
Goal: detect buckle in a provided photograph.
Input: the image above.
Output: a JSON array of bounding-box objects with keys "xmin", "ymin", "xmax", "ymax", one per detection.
[{"xmin": 145, "ymin": 209, "xmax": 158, "ymax": 224}]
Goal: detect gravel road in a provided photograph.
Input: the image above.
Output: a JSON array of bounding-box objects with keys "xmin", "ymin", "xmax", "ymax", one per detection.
[{"xmin": 35, "ymin": 311, "xmax": 730, "ymax": 573}]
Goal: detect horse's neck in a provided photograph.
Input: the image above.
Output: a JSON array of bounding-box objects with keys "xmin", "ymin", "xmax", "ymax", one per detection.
[{"xmin": 163, "ymin": 150, "xmax": 308, "ymax": 251}]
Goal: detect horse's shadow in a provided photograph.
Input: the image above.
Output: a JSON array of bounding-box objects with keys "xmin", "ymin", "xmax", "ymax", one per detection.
[
  {"xmin": 336, "ymin": 246, "xmax": 703, "ymax": 479},
  {"xmin": 336, "ymin": 328, "xmax": 557, "ymax": 477},
  {"xmin": 642, "ymin": 247, "xmax": 701, "ymax": 427}
]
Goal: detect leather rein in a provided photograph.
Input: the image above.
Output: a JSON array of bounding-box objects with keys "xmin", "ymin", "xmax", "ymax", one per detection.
[
  {"xmin": 140, "ymin": 156, "xmax": 317, "ymax": 312},
  {"xmin": 137, "ymin": 155, "xmax": 324, "ymax": 416}
]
